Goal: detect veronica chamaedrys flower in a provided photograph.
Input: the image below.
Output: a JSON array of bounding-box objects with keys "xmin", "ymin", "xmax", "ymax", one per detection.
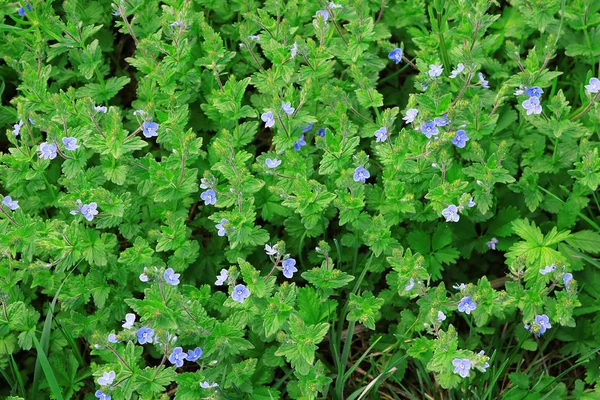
[
  {"xmin": 329, "ymin": 1, "xmax": 342, "ymax": 8},
  {"xmin": 467, "ymin": 197, "xmax": 476, "ymax": 207},
  {"xmin": 80, "ymin": 202, "xmax": 98, "ymax": 221},
  {"xmin": 478, "ymin": 72, "xmax": 490, "ymax": 89},
  {"xmin": 168, "ymin": 347, "xmax": 187, "ymax": 368},
  {"xmin": 142, "ymin": 121, "xmax": 159, "ymax": 138},
  {"xmin": 317, "ymin": 128, "xmax": 326, "ymax": 137},
  {"xmin": 164, "ymin": 268, "xmax": 180, "ymax": 285},
  {"xmin": 137, "ymin": 327, "xmax": 154, "ymax": 344},
  {"xmin": 200, "ymin": 381, "xmax": 219, "ymax": 388},
  {"xmin": 139, "ymin": 267, "xmax": 149, "ymax": 282},
  {"xmin": 585, "ymin": 77, "xmax": 600, "ymax": 93},
  {"xmin": 525, "ymin": 86, "xmax": 543, "ymax": 98},
  {"xmin": 477, "ymin": 350, "xmax": 490, "ymax": 372},
  {"xmin": 290, "ymin": 42, "xmax": 298, "ymax": 58},
  {"xmin": 95, "ymin": 390, "xmax": 111, "ymax": 400},
  {"xmin": 281, "ymin": 102, "xmax": 295, "ymax": 115},
  {"xmin": 216, "ymin": 218, "xmax": 228, "ymax": 236},
  {"xmin": 12, "ymin": 120, "xmax": 23, "ymax": 136},
  {"xmin": 265, "ymin": 244, "xmax": 279, "ymax": 256},
  {"xmin": 452, "ymin": 358, "xmax": 472, "ymax": 378},
  {"xmin": 302, "ymin": 122, "xmax": 313, "ymax": 133},
  {"xmin": 122, "ymin": 313, "xmax": 136, "ymax": 329},
  {"xmin": 187, "ymin": 347, "xmax": 203, "ymax": 362},
  {"xmin": 453, "ymin": 283, "xmax": 467, "ymax": 290},
  {"xmin": 405, "ymin": 278, "xmax": 415, "ymax": 291},
  {"xmin": 388, "ymin": 48, "xmax": 403, "ymax": 64},
  {"xmin": 315, "ymin": 10, "xmax": 329, "ymax": 22},
  {"xmin": 39, "ymin": 142, "xmax": 57, "ymax": 160},
  {"xmin": 525, "ymin": 314, "xmax": 552, "ymax": 337},
  {"xmin": 200, "ymin": 189, "xmax": 217, "ymax": 205},
  {"xmin": 442, "ymin": 204, "xmax": 460, "ymax": 222},
  {"xmin": 434, "ymin": 114, "xmax": 448, "ymax": 127},
  {"xmin": 421, "ymin": 121, "xmax": 439, "ymax": 138},
  {"xmin": 232, "ymin": 284, "xmax": 250, "ymax": 303},
  {"xmin": 265, "ymin": 158, "xmax": 282, "ymax": 168},
  {"xmin": 94, "ymin": 105, "xmax": 108, "ymax": 113},
  {"xmin": 563, "ymin": 273, "xmax": 573, "ymax": 290},
  {"xmin": 403, "ymin": 108, "xmax": 418, "ymax": 124},
  {"xmin": 514, "ymin": 86, "xmax": 525, "ymax": 96},
  {"xmin": 170, "ymin": 20, "xmax": 185, "ymax": 28},
  {"xmin": 539, "ymin": 264, "xmax": 556, "ymax": 275},
  {"xmin": 215, "ymin": 269, "xmax": 228, "ymax": 286},
  {"xmin": 353, "ymin": 166, "xmax": 370, "ymax": 183},
  {"xmin": 437, "ymin": 311, "xmax": 446, "ymax": 322},
  {"xmin": 428, "ymin": 64, "xmax": 443, "ymax": 78},
  {"xmin": 282, "ymin": 258, "xmax": 298, "ymax": 278},
  {"xmin": 133, "ymin": 109, "xmax": 145, "ymax": 116},
  {"xmin": 486, "ymin": 237, "xmax": 498, "ymax": 250},
  {"xmin": 293, "ymin": 135, "xmax": 306, "ymax": 150},
  {"xmin": 522, "ymin": 96, "xmax": 542, "ymax": 115},
  {"xmin": 98, "ymin": 371, "xmax": 116, "ymax": 386},
  {"xmin": 374, "ymin": 127, "xmax": 387, "ymax": 142},
  {"xmin": 107, "ymin": 333, "xmax": 119, "ymax": 343},
  {"xmin": 62, "ymin": 137, "xmax": 80, "ymax": 151},
  {"xmin": 458, "ymin": 296, "xmax": 477, "ymax": 314},
  {"xmin": 248, "ymin": 35, "xmax": 260, "ymax": 41},
  {"xmin": 261, "ymin": 111, "xmax": 275, "ymax": 128},
  {"xmin": 449, "ymin": 63, "xmax": 465, "ymax": 78},
  {"xmin": 17, "ymin": 4, "xmax": 32, "ymax": 16},
  {"xmin": 2, "ymin": 196, "xmax": 19, "ymax": 211},
  {"xmin": 452, "ymin": 129, "xmax": 469, "ymax": 148}
]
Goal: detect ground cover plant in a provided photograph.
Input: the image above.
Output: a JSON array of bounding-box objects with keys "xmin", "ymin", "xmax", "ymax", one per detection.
[{"xmin": 1, "ymin": 0, "xmax": 600, "ymax": 399}]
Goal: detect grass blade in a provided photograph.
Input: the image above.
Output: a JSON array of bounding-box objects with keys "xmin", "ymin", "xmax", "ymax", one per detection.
[{"xmin": 32, "ymin": 336, "xmax": 64, "ymax": 400}]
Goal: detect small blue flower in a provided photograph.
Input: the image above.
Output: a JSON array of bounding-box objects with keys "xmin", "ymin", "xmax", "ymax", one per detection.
[
  {"xmin": 261, "ymin": 111, "xmax": 275, "ymax": 128},
  {"xmin": 216, "ymin": 218, "xmax": 228, "ymax": 237},
  {"xmin": 200, "ymin": 381, "xmax": 218, "ymax": 389},
  {"xmin": 442, "ymin": 204, "xmax": 460, "ymax": 222},
  {"xmin": 232, "ymin": 284, "xmax": 250, "ymax": 303},
  {"xmin": 585, "ymin": 77, "xmax": 600, "ymax": 94},
  {"xmin": 405, "ymin": 278, "xmax": 415, "ymax": 291},
  {"xmin": 170, "ymin": 20, "xmax": 185, "ymax": 28},
  {"xmin": 139, "ymin": 268, "xmax": 149, "ymax": 282},
  {"xmin": 98, "ymin": 371, "xmax": 116, "ymax": 386},
  {"xmin": 403, "ymin": 109, "xmax": 418, "ymax": 124},
  {"xmin": 421, "ymin": 121, "xmax": 439, "ymax": 138},
  {"xmin": 200, "ymin": 189, "xmax": 217, "ymax": 205},
  {"xmin": 452, "ymin": 358, "xmax": 472, "ymax": 378},
  {"xmin": 522, "ymin": 96, "xmax": 542, "ymax": 115},
  {"xmin": 467, "ymin": 197, "xmax": 476, "ymax": 207},
  {"xmin": 282, "ymin": 258, "xmax": 298, "ymax": 278},
  {"xmin": 388, "ymin": 48, "xmax": 403, "ymax": 64},
  {"xmin": 329, "ymin": 1, "xmax": 343, "ymax": 8},
  {"xmin": 317, "ymin": 128, "xmax": 326, "ymax": 137},
  {"xmin": 539, "ymin": 264, "xmax": 556, "ymax": 275},
  {"xmin": 107, "ymin": 333, "xmax": 119, "ymax": 343},
  {"xmin": 215, "ymin": 269, "xmax": 228, "ymax": 286},
  {"xmin": 142, "ymin": 121, "xmax": 159, "ymax": 138},
  {"xmin": 293, "ymin": 135, "xmax": 307, "ymax": 150},
  {"xmin": 451, "ymin": 129, "xmax": 469, "ymax": 148},
  {"xmin": 122, "ymin": 313, "xmax": 136, "ymax": 329},
  {"xmin": 453, "ymin": 283, "xmax": 467, "ymax": 290},
  {"xmin": 437, "ymin": 311, "xmax": 446, "ymax": 322},
  {"xmin": 137, "ymin": 327, "xmax": 154, "ymax": 344},
  {"xmin": 17, "ymin": 4, "xmax": 32, "ymax": 16},
  {"xmin": 563, "ymin": 273, "xmax": 573, "ymax": 290},
  {"xmin": 39, "ymin": 142, "xmax": 57, "ymax": 160},
  {"xmin": 428, "ymin": 64, "xmax": 443, "ymax": 78},
  {"xmin": 266, "ymin": 158, "xmax": 282, "ymax": 168},
  {"xmin": 28, "ymin": 116, "xmax": 35, "ymax": 125},
  {"xmin": 133, "ymin": 109, "xmax": 145, "ymax": 116},
  {"xmin": 302, "ymin": 122, "xmax": 313, "ymax": 133},
  {"xmin": 525, "ymin": 86, "xmax": 543, "ymax": 98},
  {"xmin": 353, "ymin": 166, "xmax": 370, "ymax": 183},
  {"xmin": 95, "ymin": 390, "xmax": 111, "ymax": 400},
  {"xmin": 62, "ymin": 137, "xmax": 80, "ymax": 151},
  {"xmin": 168, "ymin": 347, "xmax": 188, "ymax": 368},
  {"xmin": 94, "ymin": 105, "xmax": 108, "ymax": 113},
  {"xmin": 434, "ymin": 114, "xmax": 448, "ymax": 127},
  {"xmin": 477, "ymin": 350, "xmax": 490, "ymax": 372},
  {"xmin": 374, "ymin": 127, "xmax": 387, "ymax": 142},
  {"xmin": 12, "ymin": 120, "xmax": 23, "ymax": 136},
  {"xmin": 248, "ymin": 35, "xmax": 260, "ymax": 41},
  {"xmin": 458, "ymin": 297, "xmax": 476, "ymax": 314},
  {"xmin": 187, "ymin": 347, "xmax": 203, "ymax": 362},
  {"xmin": 265, "ymin": 244, "xmax": 279, "ymax": 256},
  {"xmin": 478, "ymin": 72, "xmax": 490, "ymax": 89},
  {"xmin": 525, "ymin": 314, "xmax": 551, "ymax": 337},
  {"xmin": 486, "ymin": 237, "xmax": 498, "ymax": 250},
  {"xmin": 315, "ymin": 10, "xmax": 329, "ymax": 22},
  {"xmin": 282, "ymin": 102, "xmax": 295, "ymax": 115},
  {"xmin": 449, "ymin": 63, "xmax": 465, "ymax": 78},
  {"xmin": 2, "ymin": 196, "xmax": 19, "ymax": 211},
  {"xmin": 164, "ymin": 268, "xmax": 180, "ymax": 285},
  {"xmin": 290, "ymin": 42, "xmax": 298, "ymax": 58},
  {"xmin": 80, "ymin": 202, "xmax": 98, "ymax": 221}
]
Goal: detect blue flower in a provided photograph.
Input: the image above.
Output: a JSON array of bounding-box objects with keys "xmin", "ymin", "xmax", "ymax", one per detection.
[
  {"xmin": 302, "ymin": 122, "xmax": 313, "ymax": 133},
  {"xmin": 585, "ymin": 77, "xmax": 600, "ymax": 94},
  {"xmin": 248, "ymin": 35, "xmax": 260, "ymax": 41},
  {"xmin": 39, "ymin": 142, "xmax": 57, "ymax": 160},
  {"xmin": 12, "ymin": 120, "xmax": 23, "ymax": 136},
  {"xmin": 133, "ymin": 109, "xmax": 145, "ymax": 116},
  {"xmin": 282, "ymin": 258, "xmax": 298, "ymax": 278},
  {"xmin": 94, "ymin": 105, "xmax": 108, "ymax": 113},
  {"xmin": 522, "ymin": 96, "xmax": 542, "ymax": 115},
  {"xmin": 486, "ymin": 237, "xmax": 498, "ymax": 250},
  {"xmin": 449, "ymin": 63, "xmax": 465, "ymax": 78},
  {"xmin": 95, "ymin": 390, "xmax": 111, "ymax": 400},
  {"xmin": 2, "ymin": 196, "xmax": 19, "ymax": 211},
  {"xmin": 216, "ymin": 218, "xmax": 228, "ymax": 236},
  {"xmin": 403, "ymin": 109, "xmax": 418, "ymax": 124},
  {"xmin": 315, "ymin": 10, "xmax": 329, "ymax": 22},
  {"xmin": 80, "ymin": 202, "xmax": 98, "ymax": 221},
  {"xmin": 452, "ymin": 358, "xmax": 472, "ymax": 378},
  {"xmin": 164, "ymin": 268, "xmax": 180, "ymax": 285},
  {"xmin": 317, "ymin": 128, "xmax": 326, "ymax": 137},
  {"xmin": 107, "ymin": 333, "xmax": 119, "ymax": 343},
  {"xmin": 266, "ymin": 158, "xmax": 282, "ymax": 168},
  {"xmin": 142, "ymin": 121, "xmax": 159, "ymax": 138},
  {"xmin": 187, "ymin": 347, "xmax": 203, "ymax": 362},
  {"xmin": 200, "ymin": 189, "xmax": 217, "ymax": 205},
  {"xmin": 232, "ymin": 284, "xmax": 250, "ymax": 303},
  {"xmin": 525, "ymin": 314, "xmax": 551, "ymax": 337},
  {"xmin": 293, "ymin": 135, "xmax": 307, "ymax": 150},
  {"xmin": 451, "ymin": 129, "xmax": 469, "ymax": 148},
  {"xmin": 168, "ymin": 347, "xmax": 188, "ymax": 368},
  {"xmin": 442, "ymin": 204, "xmax": 460, "ymax": 222},
  {"xmin": 437, "ymin": 311, "xmax": 446, "ymax": 322},
  {"xmin": 265, "ymin": 244, "xmax": 279, "ymax": 256},
  {"xmin": 458, "ymin": 296, "xmax": 477, "ymax": 314},
  {"xmin": 428, "ymin": 64, "xmax": 443, "ymax": 78},
  {"xmin": 374, "ymin": 127, "xmax": 387, "ymax": 142},
  {"xmin": 200, "ymin": 381, "xmax": 218, "ymax": 388},
  {"xmin": 477, "ymin": 350, "xmax": 490, "ymax": 372},
  {"xmin": 329, "ymin": 1, "xmax": 343, "ymax": 8},
  {"xmin": 137, "ymin": 327, "xmax": 154, "ymax": 344},
  {"xmin": 17, "ymin": 4, "xmax": 32, "ymax": 16},
  {"xmin": 467, "ymin": 197, "xmax": 476, "ymax": 207},
  {"xmin": 388, "ymin": 48, "xmax": 403, "ymax": 64},
  {"xmin": 215, "ymin": 269, "xmax": 228, "ymax": 286},
  {"xmin": 98, "ymin": 371, "xmax": 116, "ymax": 386},
  {"xmin": 28, "ymin": 116, "xmax": 35, "ymax": 125},
  {"xmin": 139, "ymin": 268, "xmax": 149, "ymax": 282},
  {"xmin": 290, "ymin": 42, "xmax": 298, "ymax": 58},
  {"xmin": 122, "ymin": 313, "xmax": 136, "ymax": 329},
  {"xmin": 539, "ymin": 264, "xmax": 556, "ymax": 275},
  {"xmin": 261, "ymin": 111, "xmax": 275, "ymax": 128},
  {"xmin": 353, "ymin": 166, "xmax": 370, "ymax": 183},
  {"xmin": 525, "ymin": 86, "xmax": 543, "ymax": 98},
  {"xmin": 478, "ymin": 72, "xmax": 490, "ymax": 89},
  {"xmin": 434, "ymin": 114, "xmax": 448, "ymax": 127},
  {"xmin": 62, "ymin": 137, "xmax": 80, "ymax": 151},
  {"xmin": 420, "ymin": 121, "xmax": 439, "ymax": 138},
  {"xmin": 405, "ymin": 278, "xmax": 415, "ymax": 291},
  {"xmin": 563, "ymin": 273, "xmax": 573, "ymax": 290},
  {"xmin": 281, "ymin": 102, "xmax": 295, "ymax": 115},
  {"xmin": 453, "ymin": 283, "xmax": 467, "ymax": 290}
]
